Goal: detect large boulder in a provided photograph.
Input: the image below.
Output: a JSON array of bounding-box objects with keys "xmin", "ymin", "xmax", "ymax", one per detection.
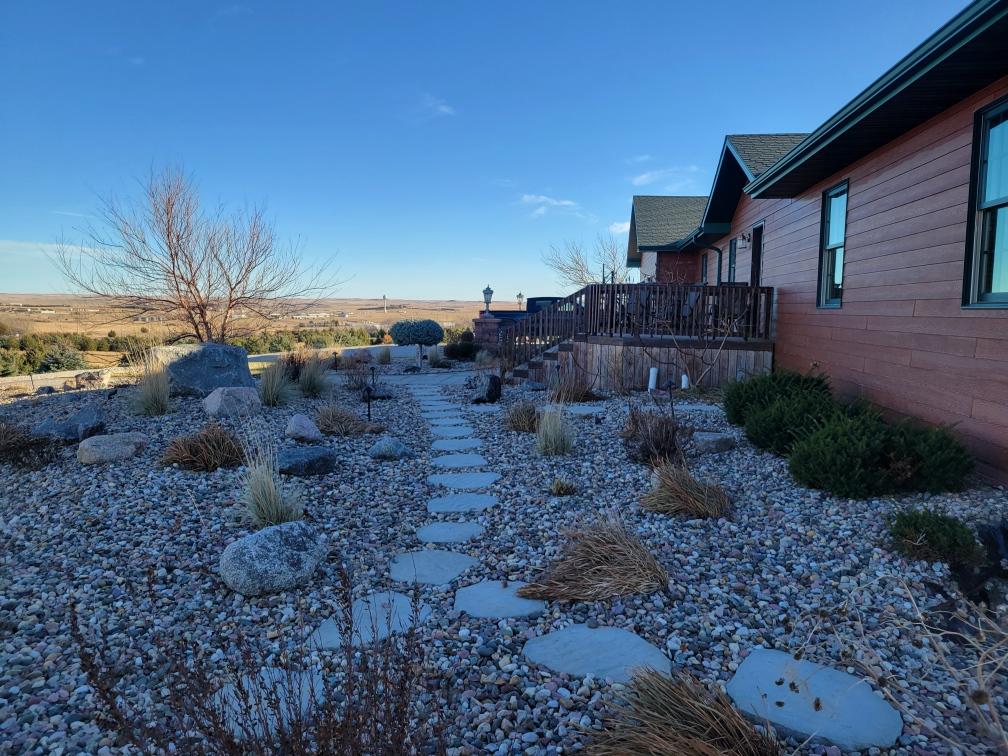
[
  {"xmin": 219, "ymin": 521, "xmax": 327, "ymax": 596},
  {"xmin": 277, "ymin": 446, "xmax": 338, "ymax": 476},
  {"xmin": 154, "ymin": 343, "xmax": 255, "ymax": 397},
  {"xmin": 77, "ymin": 432, "xmax": 147, "ymax": 464},
  {"xmin": 34, "ymin": 404, "xmax": 105, "ymax": 442},
  {"xmin": 285, "ymin": 414, "xmax": 323, "ymax": 443},
  {"xmin": 203, "ymin": 386, "xmax": 261, "ymax": 418},
  {"xmin": 471, "ymin": 374, "xmax": 502, "ymax": 404}
]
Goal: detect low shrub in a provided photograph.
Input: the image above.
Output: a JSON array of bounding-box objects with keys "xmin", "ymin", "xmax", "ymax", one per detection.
[
  {"xmin": 443, "ymin": 326, "xmax": 474, "ymax": 344},
  {"xmin": 549, "ymin": 477, "xmax": 577, "ymax": 496},
  {"xmin": 723, "ymin": 370, "xmax": 830, "ymax": 426},
  {"xmin": 242, "ymin": 439, "xmax": 302, "ymax": 528},
  {"xmin": 505, "ymin": 401, "xmax": 538, "ymax": 433},
  {"xmin": 0, "ymin": 420, "xmax": 59, "ymax": 468},
  {"xmin": 163, "ymin": 423, "xmax": 244, "ymax": 471},
  {"xmin": 317, "ymin": 404, "xmax": 367, "ymax": 436},
  {"xmin": 549, "ymin": 371, "xmax": 600, "ymax": 403},
  {"xmin": 890, "ymin": 508, "xmax": 985, "ymax": 567},
  {"xmin": 536, "ymin": 407, "xmax": 573, "ymax": 455},
  {"xmin": 642, "ymin": 460, "xmax": 731, "ymax": 519},
  {"xmin": 886, "ymin": 421, "xmax": 974, "ymax": 493},
  {"xmin": 297, "ymin": 353, "xmax": 328, "ymax": 398},
  {"xmin": 389, "ymin": 319, "xmax": 444, "ymax": 348},
  {"xmin": 518, "ymin": 516, "xmax": 667, "ymax": 601},
  {"xmin": 39, "ymin": 343, "xmax": 86, "ymax": 373},
  {"xmin": 376, "ymin": 346, "xmax": 392, "ymax": 365},
  {"xmin": 426, "ymin": 347, "xmax": 449, "ymax": 369},
  {"xmin": 743, "ymin": 390, "xmax": 838, "ymax": 455},
  {"xmin": 622, "ymin": 408, "xmax": 683, "ymax": 465},
  {"xmin": 258, "ymin": 362, "xmax": 295, "ymax": 407},
  {"xmin": 443, "ymin": 341, "xmax": 479, "ymax": 361},
  {"xmin": 591, "ymin": 669, "xmax": 780, "ymax": 756},
  {"xmin": 788, "ymin": 411, "xmax": 893, "ymax": 498}
]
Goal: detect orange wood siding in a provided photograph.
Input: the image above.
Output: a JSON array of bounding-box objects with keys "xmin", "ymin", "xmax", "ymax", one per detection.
[{"xmin": 707, "ymin": 76, "xmax": 1008, "ymax": 481}]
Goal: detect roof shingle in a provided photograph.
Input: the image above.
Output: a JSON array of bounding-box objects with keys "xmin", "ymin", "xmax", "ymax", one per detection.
[
  {"xmin": 726, "ymin": 134, "xmax": 809, "ymax": 178},
  {"xmin": 631, "ymin": 195, "xmax": 708, "ymax": 249}
]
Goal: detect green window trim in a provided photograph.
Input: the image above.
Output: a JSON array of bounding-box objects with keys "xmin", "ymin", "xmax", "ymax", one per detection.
[
  {"xmin": 964, "ymin": 95, "xmax": 1008, "ymax": 307},
  {"xmin": 817, "ymin": 181, "xmax": 848, "ymax": 308},
  {"xmin": 728, "ymin": 239, "xmax": 737, "ymax": 283}
]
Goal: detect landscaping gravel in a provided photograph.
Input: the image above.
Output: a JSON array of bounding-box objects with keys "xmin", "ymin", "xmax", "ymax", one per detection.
[{"xmin": 1, "ymin": 369, "xmax": 1005, "ymax": 754}]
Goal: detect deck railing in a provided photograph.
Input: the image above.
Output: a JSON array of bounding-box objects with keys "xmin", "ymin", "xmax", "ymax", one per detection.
[{"xmin": 498, "ymin": 282, "xmax": 773, "ymax": 369}]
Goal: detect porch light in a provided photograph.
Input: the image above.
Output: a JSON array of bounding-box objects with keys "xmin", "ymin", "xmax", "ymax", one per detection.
[
  {"xmin": 516, "ymin": 291, "xmax": 524, "ymax": 310},
  {"xmin": 483, "ymin": 284, "xmax": 494, "ymax": 313}
]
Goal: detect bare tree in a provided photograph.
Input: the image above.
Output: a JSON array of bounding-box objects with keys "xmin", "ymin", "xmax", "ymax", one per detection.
[
  {"xmin": 541, "ymin": 233, "xmax": 632, "ymax": 291},
  {"xmin": 56, "ymin": 167, "xmax": 334, "ymax": 343}
]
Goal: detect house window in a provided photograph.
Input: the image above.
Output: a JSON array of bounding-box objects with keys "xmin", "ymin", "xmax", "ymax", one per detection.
[
  {"xmin": 966, "ymin": 99, "xmax": 1008, "ymax": 305},
  {"xmin": 818, "ymin": 182, "xmax": 848, "ymax": 307},
  {"xmin": 700, "ymin": 253, "xmax": 708, "ymax": 284},
  {"xmin": 728, "ymin": 239, "xmax": 737, "ymax": 282}
]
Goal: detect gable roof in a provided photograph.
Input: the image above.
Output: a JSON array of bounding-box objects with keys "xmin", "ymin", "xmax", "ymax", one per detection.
[
  {"xmin": 626, "ymin": 195, "xmax": 707, "ymax": 266},
  {"xmin": 747, "ymin": 0, "xmax": 1008, "ymax": 198},
  {"xmin": 725, "ymin": 134, "xmax": 809, "ymax": 179}
]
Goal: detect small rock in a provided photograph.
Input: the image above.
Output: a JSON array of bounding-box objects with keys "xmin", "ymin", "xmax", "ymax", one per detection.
[
  {"xmin": 76, "ymin": 433, "xmax": 147, "ymax": 464},
  {"xmin": 277, "ymin": 447, "xmax": 338, "ymax": 476},
  {"xmin": 470, "ymin": 374, "xmax": 502, "ymax": 404},
  {"xmin": 692, "ymin": 431, "xmax": 737, "ymax": 454},
  {"xmin": 202, "ymin": 387, "xmax": 261, "ymax": 418},
  {"xmin": 34, "ymin": 404, "xmax": 104, "ymax": 441},
  {"xmin": 285, "ymin": 414, "xmax": 323, "ymax": 443},
  {"xmin": 368, "ymin": 435, "xmax": 411, "ymax": 460},
  {"xmin": 219, "ymin": 521, "xmax": 327, "ymax": 596}
]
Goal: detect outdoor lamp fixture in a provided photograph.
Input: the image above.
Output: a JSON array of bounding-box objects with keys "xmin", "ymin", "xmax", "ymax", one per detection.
[
  {"xmin": 363, "ymin": 385, "xmax": 373, "ymax": 421},
  {"xmin": 482, "ymin": 284, "xmax": 494, "ymax": 313},
  {"xmin": 516, "ymin": 292, "xmax": 525, "ymax": 311}
]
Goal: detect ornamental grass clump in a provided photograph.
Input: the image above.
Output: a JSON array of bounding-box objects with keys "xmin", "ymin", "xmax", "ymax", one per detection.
[
  {"xmin": 426, "ymin": 347, "xmax": 448, "ymax": 368},
  {"xmin": 258, "ymin": 361, "xmax": 295, "ymax": 407},
  {"xmin": 549, "ymin": 477, "xmax": 577, "ymax": 496},
  {"xmin": 518, "ymin": 516, "xmax": 668, "ymax": 601},
  {"xmin": 163, "ymin": 423, "xmax": 244, "ymax": 471},
  {"xmin": 622, "ymin": 407, "xmax": 683, "ymax": 465},
  {"xmin": 241, "ymin": 438, "xmax": 302, "ymax": 528},
  {"xmin": 590, "ymin": 669, "xmax": 780, "ymax": 756},
  {"xmin": 642, "ymin": 460, "xmax": 731, "ymax": 519},
  {"xmin": 890, "ymin": 508, "xmax": 985, "ymax": 568},
  {"xmin": 549, "ymin": 371, "xmax": 600, "ymax": 403},
  {"xmin": 376, "ymin": 346, "xmax": 392, "ymax": 365},
  {"xmin": 0, "ymin": 419, "xmax": 59, "ymax": 468},
  {"xmin": 316, "ymin": 403, "xmax": 367, "ymax": 436},
  {"xmin": 505, "ymin": 401, "xmax": 539, "ymax": 433},
  {"xmin": 127, "ymin": 344, "xmax": 170, "ymax": 416},
  {"xmin": 536, "ymin": 406, "xmax": 574, "ymax": 456},
  {"xmin": 297, "ymin": 353, "xmax": 327, "ymax": 398}
]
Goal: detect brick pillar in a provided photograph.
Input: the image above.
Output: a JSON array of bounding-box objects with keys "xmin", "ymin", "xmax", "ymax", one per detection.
[{"xmin": 472, "ymin": 313, "xmax": 502, "ymax": 351}]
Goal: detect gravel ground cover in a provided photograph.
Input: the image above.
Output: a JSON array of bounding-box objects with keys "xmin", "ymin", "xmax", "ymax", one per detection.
[{"xmin": 0, "ymin": 370, "xmax": 1005, "ymax": 754}]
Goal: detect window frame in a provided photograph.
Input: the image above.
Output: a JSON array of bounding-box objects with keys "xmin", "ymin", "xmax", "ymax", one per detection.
[
  {"xmin": 963, "ymin": 94, "xmax": 1008, "ymax": 308},
  {"xmin": 816, "ymin": 180, "xmax": 849, "ymax": 309},
  {"xmin": 727, "ymin": 238, "xmax": 737, "ymax": 283},
  {"xmin": 700, "ymin": 252, "xmax": 708, "ymax": 284}
]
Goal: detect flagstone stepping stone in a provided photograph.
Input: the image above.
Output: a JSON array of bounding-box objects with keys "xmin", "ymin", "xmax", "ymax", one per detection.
[
  {"xmin": 726, "ymin": 648, "xmax": 902, "ymax": 751},
  {"xmin": 419, "ymin": 401, "xmax": 454, "ymax": 409},
  {"xmin": 309, "ymin": 591, "xmax": 431, "ymax": 649},
  {"xmin": 431, "ymin": 453, "xmax": 488, "ymax": 469},
  {"xmin": 430, "ymin": 425, "xmax": 475, "ymax": 438},
  {"xmin": 422, "ymin": 408, "xmax": 461, "ymax": 417},
  {"xmin": 216, "ymin": 667, "xmax": 323, "ymax": 739},
  {"xmin": 433, "ymin": 438, "xmax": 482, "ymax": 451},
  {"xmin": 428, "ymin": 417, "xmax": 469, "ymax": 427},
  {"xmin": 677, "ymin": 402, "xmax": 721, "ymax": 413},
  {"xmin": 427, "ymin": 492, "xmax": 498, "ymax": 513},
  {"xmin": 390, "ymin": 549, "xmax": 478, "ymax": 585},
  {"xmin": 427, "ymin": 471, "xmax": 499, "ymax": 489},
  {"xmin": 522, "ymin": 624, "xmax": 669, "ymax": 684},
  {"xmin": 454, "ymin": 580, "xmax": 544, "ymax": 618},
  {"xmin": 467, "ymin": 404, "xmax": 500, "ymax": 414},
  {"xmin": 416, "ymin": 521, "xmax": 484, "ymax": 543}
]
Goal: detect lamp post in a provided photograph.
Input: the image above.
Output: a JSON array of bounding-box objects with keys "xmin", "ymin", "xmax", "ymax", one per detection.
[
  {"xmin": 516, "ymin": 292, "xmax": 524, "ymax": 311},
  {"xmin": 482, "ymin": 284, "xmax": 494, "ymax": 314}
]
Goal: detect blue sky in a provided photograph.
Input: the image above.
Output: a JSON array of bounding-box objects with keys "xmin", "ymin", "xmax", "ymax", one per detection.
[{"xmin": 0, "ymin": 0, "xmax": 967, "ymax": 300}]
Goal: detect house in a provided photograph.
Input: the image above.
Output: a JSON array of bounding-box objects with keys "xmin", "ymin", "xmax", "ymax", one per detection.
[{"xmin": 624, "ymin": 0, "xmax": 1008, "ymax": 479}]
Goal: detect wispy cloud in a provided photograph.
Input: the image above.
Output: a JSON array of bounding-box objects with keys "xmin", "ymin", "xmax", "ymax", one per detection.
[
  {"xmin": 630, "ymin": 165, "xmax": 705, "ymax": 193},
  {"xmin": 608, "ymin": 221, "xmax": 631, "ymax": 234},
  {"xmin": 50, "ymin": 210, "xmax": 91, "ymax": 219},
  {"xmin": 626, "ymin": 154, "xmax": 653, "ymax": 164},
  {"xmin": 520, "ymin": 193, "xmax": 579, "ymax": 219},
  {"xmin": 414, "ymin": 93, "xmax": 457, "ymax": 120}
]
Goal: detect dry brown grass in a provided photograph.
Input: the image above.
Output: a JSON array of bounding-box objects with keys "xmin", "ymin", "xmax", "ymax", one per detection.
[
  {"xmin": 0, "ymin": 419, "xmax": 60, "ymax": 468},
  {"xmin": 549, "ymin": 477, "xmax": 577, "ymax": 496},
  {"xmin": 163, "ymin": 423, "xmax": 245, "ymax": 471},
  {"xmin": 642, "ymin": 460, "xmax": 732, "ymax": 519},
  {"xmin": 316, "ymin": 404, "xmax": 367, "ymax": 436},
  {"xmin": 505, "ymin": 401, "xmax": 539, "ymax": 433},
  {"xmin": 518, "ymin": 516, "xmax": 668, "ymax": 601},
  {"xmin": 590, "ymin": 669, "xmax": 780, "ymax": 756},
  {"xmin": 622, "ymin": 407, "xmax": 685, "ymax": 465},
  {"xmin": 549, "ymin": 371, "xmax": 601, "ymax": 403}
]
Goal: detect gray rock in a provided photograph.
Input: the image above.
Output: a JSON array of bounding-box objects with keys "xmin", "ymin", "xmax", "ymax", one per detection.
[
  {"xmin": 471, "ymin": 374, "xmax": 502, "ymax": 404},
  {"xmin": 524, "ymin": 380, "xmax": 547, "ymax": 391},
  {"xmin": 432, "ymin": 438, "xmax": 483, "ymax": 451},
  {"xmin": 389, "ymin": 549, "xmax": 478, "ymax": 585},
  {"xmin": 155, "ymin": 343, "xmax": 255, "ymax": 397},
  {"xmin": 277, "ymin": 447, "xmax": 338, "ymax": 476},
  {"xmin": 726, "ymin": 648, "xmax": 902, "ymax": 751},
  {"xmin": 367, "ymin": 435, "xmax": 411, "ymax": 460},
  {"xmin": 35, "ymin": 385, "xmax": 56, "ymax": 396},
  {"xmin": 76, "ymin": 432, "xmax": 147, "ymax": 464},
  {"xmin": 203, "ymin": 386, "xmax": 261, "ymax": 418},
  {"xmin": 34, "ymin": 404, "xmax": 104, "ymax": 441},
  {"xmin": 454, "ymin": 580, "xmax": 544, "ymax": 618},
  {"xmin": 74, "ymin": 371, "xmax": 107, "ymax": 390},
  {"xmin": 285, "ymin": 413, "xmax": 323, "ymax": 442},
  {"xmin": 215, "ymin": 667, "xmax": 324, "ymax": 739},
  {"xmin": 693, "ymin": 431, "xmax": 737, "ymax": 454},
  {"xmin": 427, "ymin": 493, "xmax": 498, "ymax": 513},
  {"xmin": 431, "ymin": 453, "xmax": 488, "ymax": 469},
  {"xmin": 416, "ymin": 521, "xmax": 484, "ymax": 543},
  {"xmin": 427, "ymin": 471, "xmax": 499, "ymax": 489},
  {"xmin": 309, "ymin": 591, "xmax": 431, "ymax": 649},
  {"xmin": 522, "ymin": 624, "xmax": 670, "ymax": 684},
  {"xmin": 219, "ymin": 521, "xmax": 327, "ymax": 596}
]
